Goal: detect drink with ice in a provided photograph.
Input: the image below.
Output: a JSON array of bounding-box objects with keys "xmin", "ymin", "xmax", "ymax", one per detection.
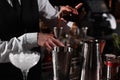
[{"xmin": 9, "ymin": 51, "xmax": 40, "ymax": 80}]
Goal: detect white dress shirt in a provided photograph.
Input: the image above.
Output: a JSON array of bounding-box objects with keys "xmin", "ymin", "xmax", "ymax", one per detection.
[
  {"xmin": 0, "ymin": 0, "xmax": 71, "ymax": 63},
  {"xmin": 0, "ymin": 33, "xmax": 38, "ymax": 62}
]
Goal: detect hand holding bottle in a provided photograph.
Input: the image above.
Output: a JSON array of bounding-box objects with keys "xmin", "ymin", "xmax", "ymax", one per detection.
[{"xmin": 58, "ymin": 3, "xmax": 83, "ymax": 22}]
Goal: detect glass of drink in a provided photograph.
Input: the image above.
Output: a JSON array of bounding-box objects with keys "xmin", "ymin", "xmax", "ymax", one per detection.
[{"xmin": 9, "ymin": 51, "xmax": 40, "ymax": 80}]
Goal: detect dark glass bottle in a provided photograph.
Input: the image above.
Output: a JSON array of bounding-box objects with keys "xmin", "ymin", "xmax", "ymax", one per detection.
[{"xmin": 61, "ymin": 11, "xmax": 79, "ymax": 22}]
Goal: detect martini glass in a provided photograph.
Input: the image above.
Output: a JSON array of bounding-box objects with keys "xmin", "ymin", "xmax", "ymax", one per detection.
[{"xmin": 9, "ymin": 51, "xmax": 40, "ymax": 80}]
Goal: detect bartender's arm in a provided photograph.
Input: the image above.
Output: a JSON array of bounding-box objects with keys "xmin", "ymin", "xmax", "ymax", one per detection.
[{"xmin": 0, "ymin": 32, "xmax": 64, "ymax": 63}]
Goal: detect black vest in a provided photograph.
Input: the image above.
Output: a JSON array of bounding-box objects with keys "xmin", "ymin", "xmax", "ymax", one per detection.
[
  {"xmin": 0, "ymin": 1, "xmax": 42, "ymax": 80},
  {"xmin": 0, "ymin": 0, "xmax": 39, "ymax": 40}
]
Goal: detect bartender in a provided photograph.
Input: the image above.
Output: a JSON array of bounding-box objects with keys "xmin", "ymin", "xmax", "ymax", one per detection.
[{"xmin": 0, "ymin": 0, "xmax": 82, "ymax": 80}]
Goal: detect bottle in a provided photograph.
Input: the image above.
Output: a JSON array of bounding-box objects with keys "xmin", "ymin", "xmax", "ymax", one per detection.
[
  {"xmin": 105, "ymin": 54, "xmax": 118, "ymax": 80},
  {"xmin": 61, "ymin": 11, "xmax": 79, "ymax": 22}
]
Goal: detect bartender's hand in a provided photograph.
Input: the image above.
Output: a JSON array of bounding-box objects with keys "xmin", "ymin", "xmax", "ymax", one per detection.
[
  {"xmin": 58, "ymin": 3, "xmax": 83, "ymax": 21},
  {"xmin": 37, "ymin": 33, "xmax": 64, "ymax": 51}
]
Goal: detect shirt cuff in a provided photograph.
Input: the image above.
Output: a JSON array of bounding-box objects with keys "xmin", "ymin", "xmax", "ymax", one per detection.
[{"xmin": 26, "ymin": 33, "xmax": 38, "ymax": 47}]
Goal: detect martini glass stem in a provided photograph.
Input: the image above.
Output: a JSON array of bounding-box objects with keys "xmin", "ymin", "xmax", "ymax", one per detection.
[{"xmin": 22, "ymin": 69, "xmax": 29, "ymax": 80}]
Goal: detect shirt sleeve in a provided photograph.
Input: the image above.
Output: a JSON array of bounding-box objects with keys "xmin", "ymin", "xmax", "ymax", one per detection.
[
  {"xmin": 38, "ymin": 0, "xmax": 58, "ymax": 19},
  {"xmin": 37, "ymin": 0, "xmax": 58, "ymax": 30},
  {"xmin": 0, "ymin": 33, "xmax": 38, "ymax": 63}
]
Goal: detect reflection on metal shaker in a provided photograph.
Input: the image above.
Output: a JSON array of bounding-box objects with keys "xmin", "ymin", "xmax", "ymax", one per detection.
[
  {"xmin": 80, "ymin": 39, "xmax": 103, "ymax": 80},
  {"xmin": 52, "ymin": 47, "xmax": 72, "ymax": 80}
]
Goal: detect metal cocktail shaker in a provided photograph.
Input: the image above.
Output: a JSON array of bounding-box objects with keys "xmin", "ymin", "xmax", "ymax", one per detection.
[
  {"xmin": 52, "ymin": 47, "xmax": 72, "ymax": 80},
  {"xmin": 80, "ymin": 39, "xmax": 103, "ymax": 80}
]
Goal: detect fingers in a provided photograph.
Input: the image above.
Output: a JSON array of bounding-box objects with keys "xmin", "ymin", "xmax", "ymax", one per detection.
[
  {"xmin": 51, "ymin": 37, "xmax": 64, "ymax": 47},
  {"xmin": 44, "ymin": 37, "xmax": 64, "ymax": 51},
  {"xmin": 62, "ymin": 5, "xmax": 73, "ymax": 12},
  {"xmin": 75, "ymin": 3, "xmax": 83, "ymax": 9},
  {"xmin": 59, "ymin": 2, "xmax": 83, "ymax": 20},
  {"xmin": 44, "ymin": 38, "xmax": 55, "ymax": 51},
  {"xmin": 63, "ymin": 5, "xmax": 78, "ymax": 14}
]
